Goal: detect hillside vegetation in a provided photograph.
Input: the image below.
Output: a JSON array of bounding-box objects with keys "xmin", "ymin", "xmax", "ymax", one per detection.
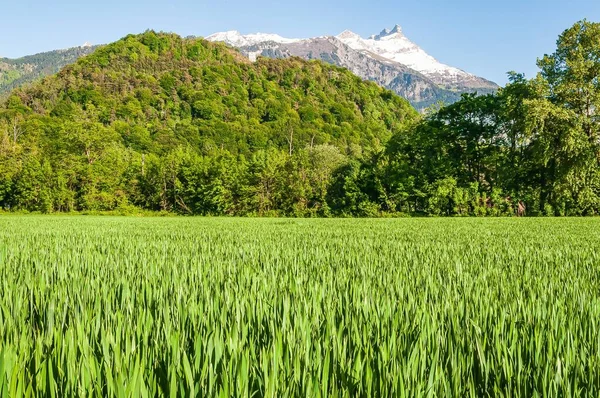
[
  {"xmin": 0, "ymin": 46, "xmax": 97, "ymax": 97},
  {"xmin": 0, "ymin": 31, "xmax": 416, "ymax": 215}
]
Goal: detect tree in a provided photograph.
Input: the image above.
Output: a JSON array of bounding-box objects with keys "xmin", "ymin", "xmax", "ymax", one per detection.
[
  {"xmin": 530, "ymin": 20, "xmax": 600, "ymax": 214},
  {"xmin": 538, "ymin": 20, "xmax": 600, "ymax": 151}
]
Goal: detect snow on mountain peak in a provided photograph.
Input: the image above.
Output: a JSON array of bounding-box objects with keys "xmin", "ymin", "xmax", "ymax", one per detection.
[
  {"xmin": 337, "ymin": 26, "xmax": 472, "ymax": 82},
  {"xmin": 369, "ymin": 25, "xmax": 403, "ymax": 40},
  {"xmin": 206, "ymin": 26, "xmax": 489, "ymax": 88},
  {"xmin": 337, "ymin": 30, "xmax": 361, "ymax": 40},
  {"xmin": 206, "ymin": 31, "xmax": 301, "ymax": 47},
  {"xmin": 205, "ymin": 31, "xmax": 244, "ymax": 46},
  {"xmin": 335, "ymin": 30, "xmax": 369, "ymax": 50}
]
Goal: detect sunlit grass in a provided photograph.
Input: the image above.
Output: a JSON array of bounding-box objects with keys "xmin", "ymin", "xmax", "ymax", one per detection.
[{"xmin": 1, "ymin": 217, "xmax": 599, "ymax": 396}]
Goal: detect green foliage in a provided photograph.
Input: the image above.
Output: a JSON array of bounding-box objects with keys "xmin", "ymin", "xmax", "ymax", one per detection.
[
  {"xmin": 0, "ymin": 45, "xmax": 98, "ymax": 97},
  {"xmin": 377, "ymin": 20, "xmax": 600, "ymax": 216}
]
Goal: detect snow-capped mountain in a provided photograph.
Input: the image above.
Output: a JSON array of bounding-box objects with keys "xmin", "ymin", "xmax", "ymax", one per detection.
[
  {"xmin": 206, "ymin": 31, "xmax": 301, "ymax": 47},
  {"xmin": 206, "ymin": 26, "xmax": 498, "ymax": 110},
  {"xmin": 336, "ymin": 25, "xmax": 488, "ymax": 89}
]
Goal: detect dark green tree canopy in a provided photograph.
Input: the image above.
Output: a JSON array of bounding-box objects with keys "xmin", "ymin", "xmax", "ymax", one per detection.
[{"xmin": 378, "ymin": 20, "xmax": 600, "ymax": 216}]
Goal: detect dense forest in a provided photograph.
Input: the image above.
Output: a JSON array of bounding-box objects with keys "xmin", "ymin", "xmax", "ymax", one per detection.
[{"xmin": 0, "ymin": 20, "xmax": 599, "ymax": 216}]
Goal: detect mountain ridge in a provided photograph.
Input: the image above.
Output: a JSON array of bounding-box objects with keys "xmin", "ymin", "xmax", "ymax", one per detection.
[
  {"xmin": 335, "ymin": 26, "xmax": 496, "ymax": 90},
  {"xmin": 206, "ymin": 25, "xmax": 498, "ymax": 110},
  {"xmin": 235, "ymin": 35, "xmax": 461, "ymax": 109},
  {"xmin": 0, "ymin": 45, "xmax": 99, "ymax": 97}
]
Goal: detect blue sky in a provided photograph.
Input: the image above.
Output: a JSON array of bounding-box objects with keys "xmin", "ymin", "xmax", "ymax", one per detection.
[{"xmin": 1, "ymin": 0, "xmax": 599, "ymax": 85}]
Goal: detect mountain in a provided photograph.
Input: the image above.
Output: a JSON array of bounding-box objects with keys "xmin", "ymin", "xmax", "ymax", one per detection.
[
  {"xmin": 0, "ymin": 44, "xmax": 98, "ymax": 97},
  {"xmin": 0, "ymin": 32, "xmax": 412, "ymax": 153},
  {"xmin": 0, "ymin": 32, "xmax": 417, "ymax": 213},
  {"xmin": 206, "ymin": 26, "xmax": 498, "ymax": 110},
  {"xmin": 336, "ymin": 25, "xmax": 496, "ymax": 91},
  {"xmin": 0, "ymin": 26, "xmax": 498, "ymax": 111},
  {"xmin": 2, "ymin": 32, "xmax": 415, "ymax": 153}
]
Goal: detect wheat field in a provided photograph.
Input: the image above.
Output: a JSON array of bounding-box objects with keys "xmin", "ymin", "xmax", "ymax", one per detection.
[{"xmin": 1, "ymin": 217, "xmax": 599, "ymax": 396}]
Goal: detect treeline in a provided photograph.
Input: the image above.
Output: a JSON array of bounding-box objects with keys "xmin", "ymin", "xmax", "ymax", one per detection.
[
  {"xmin": 0, "ymin": 144, "xmax": 397, "ymax": 216},
  {"xmin": 1, "ymin": 21, "xmax": 599, "ymax": 216}
]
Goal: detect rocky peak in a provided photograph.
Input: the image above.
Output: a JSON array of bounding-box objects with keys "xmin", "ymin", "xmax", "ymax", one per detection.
[
  {"xmin": 337, "ymin": 30, "xmax": 362, "ymax": 40},
  {"xmin": 371, "ymin": 25, "xmax": 404, "ymax": 40}
]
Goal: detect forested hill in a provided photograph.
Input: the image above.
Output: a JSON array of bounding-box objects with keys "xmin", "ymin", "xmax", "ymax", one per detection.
[
  {"xmin": 0, "ymin": 45, "xmax": 98, "ymax": 97},
  {"xmin": 0, "ymin": 31, "xmax": 417, "ymax": 215}
]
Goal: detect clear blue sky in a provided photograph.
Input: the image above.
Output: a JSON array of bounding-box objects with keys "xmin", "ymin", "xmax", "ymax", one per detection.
[{"xmin": 2, "ymin": 0, "xmax": 599, "ymax": 85}]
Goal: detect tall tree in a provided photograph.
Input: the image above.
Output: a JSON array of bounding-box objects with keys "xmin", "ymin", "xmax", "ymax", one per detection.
[{"xmin": 538, "ymin": 20, "xmax": 600, "ymax": 151}]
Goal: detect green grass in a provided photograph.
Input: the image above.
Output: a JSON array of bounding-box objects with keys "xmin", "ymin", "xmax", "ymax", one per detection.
[{"xmin": 1, "ymin": 217, "xmax": 600, "ymax": 396}]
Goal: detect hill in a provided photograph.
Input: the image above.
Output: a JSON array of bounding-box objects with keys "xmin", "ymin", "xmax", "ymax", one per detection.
[
  {"xmin": 0, "ymin": 31, "xmax": 417, "ymax": 214},
  {"xmin": 0, "ymin": 45, "xmax": 98, "ymax": 97}
]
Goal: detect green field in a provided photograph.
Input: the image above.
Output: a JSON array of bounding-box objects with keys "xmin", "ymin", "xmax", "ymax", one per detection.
[{"xmin": 1, "ymin": 217, "xmax": 600, "ymax": 396}]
